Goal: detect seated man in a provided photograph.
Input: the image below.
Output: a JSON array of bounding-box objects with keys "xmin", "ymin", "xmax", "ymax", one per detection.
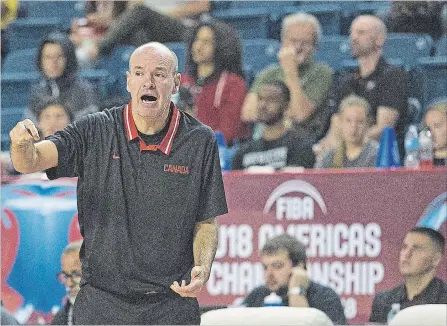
[
  {"xmin": 52, "ymin": 240, "xmax": 83, "ymax": 325},
  {"xmin": 241, "ymin": 12, "xmax": 334, "ymax": 143},
  {"xmin": 242, "ymin": 234, "xmax": 346, "ymax": 325},
  {"xmin": 369, "ymin": 227, "xmax": 447, "ymax": 324},
  {"xmin": 232, "ymin": 81, "xmax": 315, "ymax": 170},
  {"xmin": 37, "ymin": 100, "xmax": 73, "ymax": 138},
  {"xmin": 315, "ymin": 94, "xmax": 378, "ymax": 169},
  {"xmin": 315, "ymin": 15, "xmax": 409, "ymax": 161},
  {"xmin": 423, "ymin": 99, "xmax": 447, "ymax": 166}
]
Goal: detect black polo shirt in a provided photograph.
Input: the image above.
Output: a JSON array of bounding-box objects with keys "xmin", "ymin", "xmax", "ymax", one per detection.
[
  {"xmin": 46, "ymin": 102, "xmax": 228, "ymax": 297},
  {"xmin": 339, "ymin": 57, "xmax": 410, "ymax": 147},
  {"xmin": 369, "ymin": 277, "xmax": 447, "ymax": 324}
]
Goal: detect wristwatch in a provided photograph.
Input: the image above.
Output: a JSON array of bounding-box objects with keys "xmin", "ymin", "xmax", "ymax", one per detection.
[{"xmin": 288, "ymin": 286, "xmax": 307, "ymax": 296}]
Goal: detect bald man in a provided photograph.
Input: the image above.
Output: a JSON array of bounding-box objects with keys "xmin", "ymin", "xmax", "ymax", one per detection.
[
  {"xmin": 9, "ymin": 42, "xmax": 228, "ymax": 325},
  {"xmin": 316, "ymin": 15, "xmax": 409, "ymax": 161}
]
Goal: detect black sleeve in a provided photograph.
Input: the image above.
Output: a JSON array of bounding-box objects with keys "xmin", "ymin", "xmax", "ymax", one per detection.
[
  {"xmin": 45, "ymin": 113, "xmax": 97, "ymax": 180},
  {"xmin": 307, "ymin": 283, "xmax": 346, "ymax": 325},
  {"xmin": 311, "ymin": 286, "xmax": 347, "ymax": 325},
  {"xmin": 50, "ymin": 304, "xmax": 69, "ymax": 325},
  {"xmin": 378, "ymin": 67, "xmax": 409, "ymax": 114},
  {"xmin": 231, "ymin": 147, "xmax": 245, "ymax": 170},
  {"xmin": 369, "ymin": 292, "xmax": 389, "ymax": 324},
  {"xmin": 291, "ymin": 143, "xmax": 315, "ymax": 169},
  {"xmin": 287, "ymin": 131, "xmax": 316, "ymax": 169},
  {"xmin": 242, "ymin": 287, "xmax": 265, "ymax": 307},
  {"xmin": 196, "ymin": 130, "xmax": 228, "ymax": 222}
]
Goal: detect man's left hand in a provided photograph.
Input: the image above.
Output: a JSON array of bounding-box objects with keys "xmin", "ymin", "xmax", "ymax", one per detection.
[{"xmin": 170, "ymin": 265, "xmax": 209, "ymax": 297}]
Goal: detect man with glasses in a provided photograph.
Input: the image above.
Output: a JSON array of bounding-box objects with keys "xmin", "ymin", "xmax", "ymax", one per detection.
[
  {"xmin": 241, "ymin": 12, "xmax": 334, "ymax": 142},
  {"xmin": 52, "ymin": 241, "xmax": 82, "ymax": 325}
]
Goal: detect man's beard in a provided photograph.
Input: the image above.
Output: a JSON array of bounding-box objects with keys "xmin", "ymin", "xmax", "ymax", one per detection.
[{"xmin": 261, "ymin": 112, "xmax": 284, "ymax": 127}]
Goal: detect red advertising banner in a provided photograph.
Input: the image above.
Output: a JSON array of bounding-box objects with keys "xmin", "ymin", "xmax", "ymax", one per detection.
[
  {"xmin": 2, "ymin": 169, "xmax": 446, "ymax": 324},
  {"xmin": 197, "ymin": 168, "xmax": 447, "ymax": 324}
]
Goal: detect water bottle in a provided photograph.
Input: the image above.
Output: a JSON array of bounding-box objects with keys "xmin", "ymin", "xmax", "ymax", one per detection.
[
  {"xmin": 215, "ymin": 131, "xmax": 229, "ymax": 172},
  {"xmin": 263, "ymin": 292, "xmax": 282, "ymax": 307},
  {"xmin": 404, "ymin": 125, "xmax": 420, "ymax": 168},
  {"xmin": 387, "ymin": 303, "xmax": 401, "ymax": 323},
  {"xmin": 419, "ymin": 128, "xmax": 434, "ymax": 168}
]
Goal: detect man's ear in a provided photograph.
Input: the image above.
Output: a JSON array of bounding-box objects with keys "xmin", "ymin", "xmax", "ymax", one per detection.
[
  {"xmin": 126, "ymin": 71, "xmax": 131, "ymax": 93},
  {"xmin": 172, "ymin": 73, "xmax": 181, "ymax": 94}
]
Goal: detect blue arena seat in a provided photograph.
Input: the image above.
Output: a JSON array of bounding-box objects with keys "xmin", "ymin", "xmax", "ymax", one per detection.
[
  {"xmin": 6, "ymin": 17, "xmax": 64, "ymax": 51},
  {"xmin": 383, "ymin": 33, "xmax": 433, "ymax": 70},
  {"xmin": 164, "ymin": 42, "xmax": 186, "ymax": 73},
  {"xmin": 314, "ymin": 35, "xmax": 351, "ymax": 71},
  {"xmin": 1, "ymin": 108, "xmax": 25, "ymax": 140},
  {"xmin": 79, "ymin": 68, "xmax": 110, "ymax": 100},
  {"xmin": 243, "ymin": 39, "xmax": 280, "ymax": 76},
  {"xmin": 339, "ymin": 1, "xmax": 390, "ymax": 35},
  {"xmin": 22, "ymin": 0, "xmax": 82, "ymax": 20},
  {"xmin": 414, "ymin": 56, "xmax": 447, "ymax": 110},
  {"xmin": 96, "ymin": 45, "xmax": 136, "ymax": 98},
  {"xmin": 211, "ymin": 7, "xmax": 272, "ymax": 39},
  {"xmin": 280, "ymin": 3, "xmax": 342, "ymax": 36},
  {"xmin": 1, "ymin": 72, "xmax": 40, "ymax": 108},
  {"xmin": 2, "ymin": 48, "xmax": 38, "ymax": 73},
  {"xmin": 435, "ymin": 35, "xmax": 447, "ymax": 56},
  {"xmin": 231, "ymin": 1, "xmax": 292, "ymax": 11}
]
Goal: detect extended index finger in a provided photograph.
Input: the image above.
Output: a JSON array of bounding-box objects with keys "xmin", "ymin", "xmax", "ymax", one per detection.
[{"xmin": 22, "ymin": 119, "xmax": 40, "ymax": 141}]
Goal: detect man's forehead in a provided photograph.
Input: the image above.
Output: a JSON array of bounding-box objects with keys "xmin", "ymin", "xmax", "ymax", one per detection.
[
  {"xmin": 284, "ymin": 23, "xmax": 314, "ymax": 36},
  {"xmin": 261, "ymin": 249, "xmax": 290, "ymax": 261},
  {"xmin": 404, "ymin": 232, "xmax": 432, "ymax": 245},
  {"xmin": 130, "ymin": 48, "xmax": 175, "ymax": 70},
  {"xmin": 352, "ymin": 18, "xmax": 375, "ymax": 31}
]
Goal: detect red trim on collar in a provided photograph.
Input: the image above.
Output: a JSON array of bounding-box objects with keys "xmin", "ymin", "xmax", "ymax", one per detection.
[{"xmin": 123, "ymin": 101, "xmax": 181, "ymax": 155}]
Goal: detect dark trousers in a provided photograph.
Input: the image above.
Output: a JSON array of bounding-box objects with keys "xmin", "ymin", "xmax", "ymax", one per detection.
[{"xmin": 73, "ymin": 284, "xmax": 200, "ymax": 325}]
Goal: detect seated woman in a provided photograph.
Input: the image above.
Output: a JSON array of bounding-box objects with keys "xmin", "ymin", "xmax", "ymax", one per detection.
[
  {"xmin": 179, "ymin": 19, "xmax": 249, "ymax": 146},
  {"xmin": 315, "ymin": 94, "xmax": 378, "ymax": 169},
  {"xmin": 424, "ymin": 98, "xmax": 447, "ymax": 166},
  {"xmin": 29, "ymin": 32, "xmax": 99, "ymax": 121}
]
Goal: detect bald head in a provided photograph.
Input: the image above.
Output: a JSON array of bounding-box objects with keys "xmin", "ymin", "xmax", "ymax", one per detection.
[
  {"xmin": 350, "ymin": 15, "xmax": 387, "ymax": 57},
  {"xmin": 129, "ymin": 42, "xmax": 178, "ymax": 74},
  {"xmin": 352, "ymin": 15, "xmax": 387, "ymax": 41}
]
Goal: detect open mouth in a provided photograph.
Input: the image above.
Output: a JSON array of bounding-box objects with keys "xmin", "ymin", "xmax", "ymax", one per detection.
[{"xmin": 141, "ymin": 95, "xmax": 157, "ymax": 103}]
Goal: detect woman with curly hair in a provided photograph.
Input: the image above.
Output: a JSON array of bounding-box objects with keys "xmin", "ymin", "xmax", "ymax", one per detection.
[{"xmin": 179, "ymin": 19, "xmax": 249, "ymax": 145}]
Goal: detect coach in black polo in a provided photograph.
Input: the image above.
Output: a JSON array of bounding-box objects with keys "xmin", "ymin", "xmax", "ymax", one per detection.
[{"xmin": 9, "ymin": 42, "xmax": 228, "ymax": 325}]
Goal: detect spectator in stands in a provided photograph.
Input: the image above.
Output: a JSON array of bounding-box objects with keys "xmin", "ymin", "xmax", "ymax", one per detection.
[
  {"xmin": 29, "ymin": 32, "xmax": 99, "ymax": 121},
  {"xmin": 1, "ymin": 0, "xmax": 19, "ymax": 65},
  {"xmin": 383, "ymin": 1, "xmax": 445, "ymax": 41},
  {"xmin": 242, "ymin": 234, "xmax": 346, "ymax": 325},
  {"xmin": 369, "ymin": 227, "xmax": 447, "ymax": 324},
  {"xmin": 423, "ymin": 98, "xmax": 447, "ymax": 166},
  {"xmin": 232, "ymin": 81, "xmax": 314, "ymax": 170},
  {"xmin": 241, "ymin": 12, "xmax": 334, "ymax": 143},
  {"xmin": 315, "ymin": 15, "xmax": 409, "ymax": 161},
  {"xmin": 315, "ymin": 95, "xmax": 378, "ymax": 169},
  {"xmin": 70, "ymin": 1, "xmax": 129, "ymax": 67},
  {"xmin": 52, "ymin": 241, "xmax": 82, "ymax": 325},
  {"xmin": 1, "ymin": 100, "xmax": 73, "ymax": 178},
  {"xmin": 86, "ymin": 0, "xmax": 210, "ymax": 61},
  {"xmin": 36, "ymin": 100, "xmax": 73, "ymax": 139},
  {"xmin": 1, "ymin": 305, "xmax": 19, "ymax": 325},
  {"xmin": 179, "ymin": 19, "xmax": 249, "ymax": 145}
]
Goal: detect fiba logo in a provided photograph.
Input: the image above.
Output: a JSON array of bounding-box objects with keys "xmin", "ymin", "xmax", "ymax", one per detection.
[
  {"xmin": 263, "ymin": 180, "xmax": 327, "ymax": 220},
  {"xmin": 417, "ymin": 192, "xmax": 447, "ymax": 230}
]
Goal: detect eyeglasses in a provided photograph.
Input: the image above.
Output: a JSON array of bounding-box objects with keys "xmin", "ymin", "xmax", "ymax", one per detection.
[{"xmin": 56, "ymin": 271, "xmax": 82, "ymax": 283}]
